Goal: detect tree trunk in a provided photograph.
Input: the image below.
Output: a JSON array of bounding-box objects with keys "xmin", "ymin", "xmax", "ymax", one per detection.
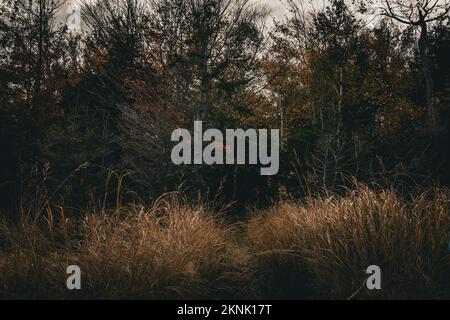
[
  {"xmin": 196, "ymin": 6, "xmax": 211, "ymax": 121},
  {"xmin": 31, "ymin": 1, "xmax": 46, "ymax": 164},
  {"xmin": 280, "ymin": 97, "xmax": 284, "ymax": 151},
  {"xmin": 337, "ymin": 66, "xmax": 343, "ymax": 138},
  {"xmin": 418, "ymin": 18, "xmax": 438, "ymax": 136}
]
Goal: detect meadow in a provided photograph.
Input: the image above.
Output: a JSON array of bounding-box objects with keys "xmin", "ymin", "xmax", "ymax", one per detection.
[{"xmin": 1, "ymin": 184, "xmax": 448, "ymax": 299}]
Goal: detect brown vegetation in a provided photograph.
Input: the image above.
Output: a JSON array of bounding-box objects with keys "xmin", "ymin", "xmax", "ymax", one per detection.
[{"xmin": 1, "ymin": 185, "xmax": 448, "ymax": 299}]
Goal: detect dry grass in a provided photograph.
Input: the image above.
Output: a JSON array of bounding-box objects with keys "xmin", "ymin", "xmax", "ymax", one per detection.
[
  {"xmin": 0, "ymin": 185, "xmax": 449, "ymax": 299},
  {"xmin": 76, "ymin": 202, "xmax": 250, "ymax": 299},
  {"xmin": 248, "ymin": 186, "xmax": 450, "ymax": 299},
  {"xmin": 0, "ymin": 198, "xmax": 250, "ymax": 299}
]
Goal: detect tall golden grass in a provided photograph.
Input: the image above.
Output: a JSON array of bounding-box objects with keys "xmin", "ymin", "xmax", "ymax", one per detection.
[
  {"xmin": 248, "ymin": 186, "xmax": 450, "ymax": 299},
  {"xmin": 0, "ymin": 198, "xmax": 249, "ymax": 299},
  {"xmin": 0, "ymin": 185, "xmax": 449, "ymax": 299}
]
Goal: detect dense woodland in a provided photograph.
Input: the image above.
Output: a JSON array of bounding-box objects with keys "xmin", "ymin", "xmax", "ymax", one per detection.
[
  {"xmin": 0, "ymin": 0, "xmax": 449, "ymax": 299},
  {"xmin": 0, "ymin": 0, "xmax": 449, "ymax": 210}
]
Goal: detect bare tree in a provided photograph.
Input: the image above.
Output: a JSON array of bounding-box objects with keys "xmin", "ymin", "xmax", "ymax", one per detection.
[{"xmin": 380, "ymin": 0, "xmax": 450, "ymax": 135}]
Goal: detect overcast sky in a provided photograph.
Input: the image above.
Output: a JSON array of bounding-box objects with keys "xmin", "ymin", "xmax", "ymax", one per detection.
[
  {"xmin": 63, "ymin": 0, "xmax": 295, "ymax": 20},
  {"xmin": 60, "ymin": 0, "xmax": 354, "ymax": 27},
  {"xmin": 260, "ymin": 0, "xmax": 288, "ymax": 18}
]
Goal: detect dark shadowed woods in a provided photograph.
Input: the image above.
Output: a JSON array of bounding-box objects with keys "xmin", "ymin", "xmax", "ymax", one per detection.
[{"xmin": 0, "ymin": 0, "xmax": 449, "ymax": 299}]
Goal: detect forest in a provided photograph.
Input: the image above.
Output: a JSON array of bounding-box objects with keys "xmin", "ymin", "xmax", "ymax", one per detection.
[{"xmin": 0, "ymin": 0, "xmax": 449, "ymax": 299}]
